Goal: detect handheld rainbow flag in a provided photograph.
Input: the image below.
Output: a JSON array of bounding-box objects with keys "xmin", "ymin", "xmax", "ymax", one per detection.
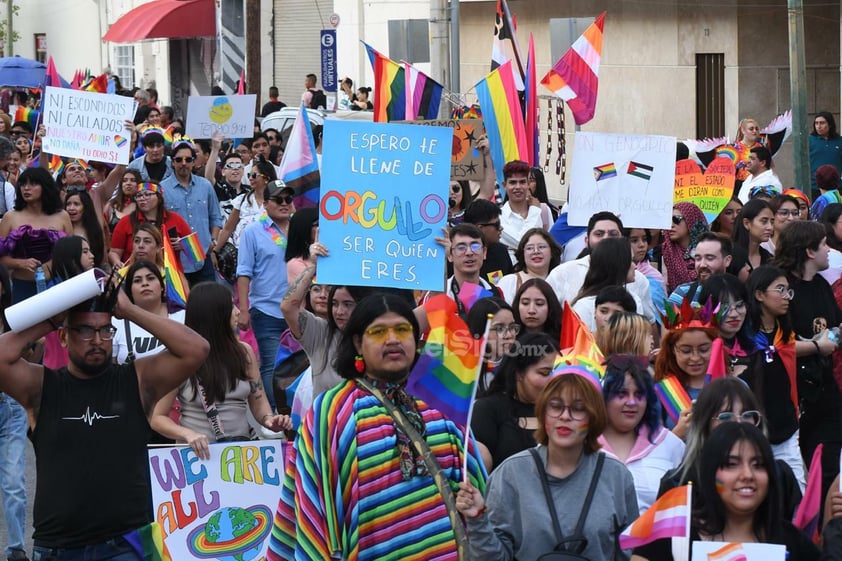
[
  {"xmin": 15, "ymin": 106, "xmax": 39, "ymax": 129},
  {"xmin": 404, "ymin": 62, "xmax": 443, "ymax": 121},
  {"xmin": 406, "ymin": 295, "xmax": 485, "ymax": 427},
  {"xmin": 178, "ymin": 232, "xmax": 206, "ymax": 269},
  {"xmin": 475, "ymin": 60, "xmax": 528, "ymax": 188},
  {"xmin": 707, "ymin": 542, "xmax": 747, "ymax": 561},
  {"xmin": 457, "ymin": 281, "xmax": 493, "ymax": 313},
  {"xmin": 162, "ymin": 234, "xmax": 188, "ymax": 309},
  {"xmin": 81, "ymin": 73, "xmax": 108, "ymax": 94},
  {"xmin": 619, "ymin": 484, "xmax": 691, "ymax": 549},
  {"xmin": 655, "ymin": 376, "xmax": 692, "ymax": 423},
  {"xmin": 793, "ymin": 443, "xmax": 823, "ymax": 543},
  {"xmin": 362, "ymin": 42, "xmax": 406, "ymax": 122},
  {"xmin": 278, "ymin": 103, "xmax": 320, "ymax": 209},
  {"xmin": 122, "ymin": 522, "xmax": 172, "ymax": 561},
  {"xmin": 541, "ymin": 11, "xmax": 606, "ymax": 126}
]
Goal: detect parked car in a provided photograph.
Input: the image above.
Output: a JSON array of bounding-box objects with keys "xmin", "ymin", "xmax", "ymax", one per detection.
[{"xmin": 260, "ymin": 108, "xmax": 373, "ymax": 150}]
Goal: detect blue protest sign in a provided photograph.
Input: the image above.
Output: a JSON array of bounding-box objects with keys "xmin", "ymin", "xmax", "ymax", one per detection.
[
  {"xmin": 317, "ymin": 120, "xmax": 451, "ymax": 291},
  {"xmin": 320, "ymin": 30, "xmax": 337, "ymax": 93}
]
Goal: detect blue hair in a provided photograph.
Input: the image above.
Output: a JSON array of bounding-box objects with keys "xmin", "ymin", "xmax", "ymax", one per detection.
[{"xmin": 601, "ymin": 355, "xmax": 662, "ymax": 442}]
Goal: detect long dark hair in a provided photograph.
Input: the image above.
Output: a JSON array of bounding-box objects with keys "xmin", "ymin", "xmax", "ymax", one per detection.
[
  {"xmin": 65, "ymin": 189, "xmax": 105, "ymax": 266},
  {"xmin": 185, "ymin": 282, "xmax": 249, "ymax": 403},
  {"xmin": 467, "ymin": 296, "xmax": 513, "ymax": 396},
  {"xmin": 284, "ymin": 207, "xmax": 318, "ymax": 262},
  {"xmin": 512, "ymin": 278, "xmax": 562, "ymax": 342},
  {"xmin": 821, "ymin": 203, "xmax": 842, "ymax": 252},
  {"xmin": 51, "ymin": 235, "xmax": 89, "ymax": 281},
  {"xmin": 812, "ymin": 111, "xmax": 839, "ymax": 138},
  {"xmin": 488, "ymin": 332, "xmax": 558, "ymax": 398},
  {"xmin": 696, "ymin": 423, "xmax": 782, "ymax": 540},
  {"xmin": 122, "ymin": 260, "xmax": 166, "ymax": 304},
  {"xmin": 574, "ymin": 237, "xmax": 632, "ymax": 303},
  {"xmin": 333, "ymin": 293, "xmax": 420, "ymax": 380},
  {"xmin": 732, "ymin": 198, "xmax": 772, "ymax": 250},
  {"xmin": 697, "ymin": 273, "xmax": 755, "ymax": 353},
  {"xmin": 247, "ymin": 156, "xmax": 278, "ymax": 205},
  {"xmin": 15, "ymin": 167, "xmax": 63, "ymax": 213},
  {"xmin": 130, "ymin": 181, "xmax": 166, "ymax": 229},
  {"xmin": 746, "ymin": 265, "xmax": 792, "ymax": 340},
  {"xmin": 115, "ymin": 169, "xmax": 142, "ymax": 210},
  {"xmin": 529, "ymin": 167, "xmax": 558, "ymax": 219},
  {"xmin": 321, "ymin": 285, "xmax": 375, "ymax": 373}
]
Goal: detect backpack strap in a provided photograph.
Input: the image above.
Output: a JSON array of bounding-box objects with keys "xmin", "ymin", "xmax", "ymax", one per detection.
[{"xmin": 529, "ymin": 448, "xmax": 564, "ymax": 544}]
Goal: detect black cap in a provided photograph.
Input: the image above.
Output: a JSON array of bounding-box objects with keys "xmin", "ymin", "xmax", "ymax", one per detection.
[{"xmin": 265, "ymin": 179, "xmax": 295, "ymax": 199}]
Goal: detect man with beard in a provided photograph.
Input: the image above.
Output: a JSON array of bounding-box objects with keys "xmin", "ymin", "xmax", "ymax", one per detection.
[
  {"xmin": 668, "ymin": 232, "xmax": 732, "ymax": 306},
  {"xmin": 0, "ymin": 288, "xmax": 208, "ymax": 560}
]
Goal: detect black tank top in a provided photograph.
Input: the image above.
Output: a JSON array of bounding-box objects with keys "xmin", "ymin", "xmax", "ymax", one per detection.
[{"xmin": 31, "ymin": 364, "xmax": 152, "ymax": 547}]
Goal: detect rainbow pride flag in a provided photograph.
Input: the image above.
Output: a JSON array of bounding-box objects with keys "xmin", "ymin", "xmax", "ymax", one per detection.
[
  {"xmin": 593, "ymin": 163, "xmax": 617, "ymax": 181},
  {"xmin": 362, "ymin": 41, "xmax": 406, "ymax": 122},
  {"xmin": 475, "ymin": 60, "xmax": 528, "ymax": 188},
  {"xmin": 406, "ymin": 295, "xmax": 484, "ymax": 427},
  {"xmin": 707, "ymin": 542, "xmax": 747, "ymax": 561},
  {"xmin": 541, "ymin": 11, "xmax": 606, "ymax": 125},
  {"xmin": 15, "ymin": 106, "xmax": 39, "ymax": 129},
  {"xmin": 162, "ymin": 234, "xmax": 188, "ymax": 308},
  {"xmin": 178, "ymin": 232, "xmax": 206, "ymax": 269},
  {"xmin": 123, "ymin": 522, "xmax": 172, "ymax": 561},
  {"xmin": 619, "ymin": 484, "xmax": 691, "ymax": 549},
  {"xmin": 278, "ymin": 103, "xmax": 320, "ymax": 209},
  {"xmin": 404, "ymin": 62, "xmax": 443, "ymax": 121},
  {"xmin": 655, "ymin": 376, "xmax": 692, "ymax": 423}
]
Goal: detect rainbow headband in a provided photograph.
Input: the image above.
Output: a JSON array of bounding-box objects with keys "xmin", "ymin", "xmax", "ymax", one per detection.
[
  {"xmin": 137, "ymin": 182, "xmax": 161, "ymax": 194},
  {"xmin": 171, "ymin": 134, "xmax": 195, "ymax": 152}
]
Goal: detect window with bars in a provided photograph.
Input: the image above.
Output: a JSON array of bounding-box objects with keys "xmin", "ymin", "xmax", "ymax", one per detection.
[
  {"xmin": 114, "ymin": 45, "xmax": 135, "ymax": 89},
  {"xmin": 696, "ymin": 53, "xmax": 725, "ymax": 139}
]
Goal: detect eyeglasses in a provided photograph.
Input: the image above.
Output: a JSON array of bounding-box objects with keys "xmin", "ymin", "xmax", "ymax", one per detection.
[
  {"xmin": 173, "ymin": 156, "xmax": 195, "ymax": 164},
  {"xmin": 224, "ymin": 162, "xmax": 244, "ymax": 170},
  {"xmin": 68, "ymin": 325, "xmax": 117, "ymax": 341},
  {"xmin": 712, "ymin": 410, "xmax": 761, "ymax": 426},
  {"xmin": 477, "ymin": 221, "xmax": 502, "ymax": 231},
  {"xmin": 490, "ymin": 323, "xmax": 521, "ymax": 336},
  {"xmin": 766, "ymin": 285, "xmax": 794, "ymax": 300},
  {"xmin": 134, "ymin": 192, "xmax": 155, "ymax": 200},
  {"xmin": 722, "ymin": 300, "xmax": 746, "ymax": 315},
  {"xmin": 775, "ymin": 209, "xmax": 801, "ymax": 218},
  {"xmin": 545, "ymin": 399, "xmax": 588, "ymax": 421},
  {"xmin": 524, "ymin": 244, "xmax": 549, "ymax": 253},
  {"xmin": 271, "ymin": 195, "xmax": 294, "ymax": 205},
  {"xmin": 452, "ymin": 241, "xmax": 483, "ymax": 255},
  {"xmin": 672, "ymin": 215, "xmax": 685, "ymax": 225},
  {"xmin": 364, "ymin": 322, "xmax": 414, "ymax": 343}
]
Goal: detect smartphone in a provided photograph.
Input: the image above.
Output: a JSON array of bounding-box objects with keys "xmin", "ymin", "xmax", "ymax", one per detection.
[{"xmin": 168, "ymin": 227, "xmax": 178, "ymax": 240}]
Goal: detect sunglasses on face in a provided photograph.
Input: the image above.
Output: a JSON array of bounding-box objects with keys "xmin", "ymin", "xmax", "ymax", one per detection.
[
  {"xmin": 271, "ymin": 195, "xmax": 294, "ymax": 205},
  {"xmin": 248, "ymin": 172, "xmax": 265, "ymax": 180},
  {"xmin": 173, "ymin": 156, "xmax": 195, "ymax": 164},
  {"xmin": 671, "ymin": 215, "xmax": 685, "ymax": 225},
  {"xmin": 224, "ymin": 162, "xmax": 244, "ymax": 170}
]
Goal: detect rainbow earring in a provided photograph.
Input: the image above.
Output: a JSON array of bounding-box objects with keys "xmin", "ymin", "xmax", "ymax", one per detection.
[{"xmin": 354, "ymin": 354, "xmax": 366, "ymax": 374}]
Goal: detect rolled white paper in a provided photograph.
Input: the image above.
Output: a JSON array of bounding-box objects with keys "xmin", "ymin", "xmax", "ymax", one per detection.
[{"xmin": 6, "ymin": 268, "xmax": 108, "ymax": 332}]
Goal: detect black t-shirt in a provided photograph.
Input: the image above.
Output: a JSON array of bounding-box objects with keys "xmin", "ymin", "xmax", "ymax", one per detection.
[
  {"xmin": 144, "ymin": 158, "xmax": 167, "ymax": 182},
  {"xmin": 741, "ymin": 331, "xmax": 798, "ymax": 444},
  {"xmin": 633, "ymin": 521, "xmax": 819, "ymax": 561},
  {"xmin": 481, "ymin": 242, "xmax": 514, "ymax": 284},
  {"xmin": 471, "ymin": 393, "xmax": 536, "ymax": 470},
  {"xmin": 31, "ymin": 364, "xmax": 152, "ymax": 547},
  {"xmin": 261, "ymin": 100, "xmax": 286, "ymax": 117},
  {"xmin": 788, "ymin": 273, "xmax": 842, "ymax": 438}
]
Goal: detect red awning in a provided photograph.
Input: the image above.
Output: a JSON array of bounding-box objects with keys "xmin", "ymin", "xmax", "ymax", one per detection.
[{"xmin": 103, "ymin": 0, "xmax": 215, "ymax": 43}]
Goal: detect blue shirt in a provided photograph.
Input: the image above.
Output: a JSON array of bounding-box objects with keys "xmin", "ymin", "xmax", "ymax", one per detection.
[
  {"xmin": 668, "ymin": 281, "xmax": 702, "ymax": 308},
  {"xmin": 236, "ymin": 218, "xmax": 287, "ymax": 319},
  {"xmin": 127, "ymin": 155, "xmax": 174, "ymax": 182},
  {"xmin": 809, "ymin": 134, "xmax": 842, "ymax": 190},
  {"xmin": 161, "ymin": 174, "xmax": 223, "ymax": 273}
]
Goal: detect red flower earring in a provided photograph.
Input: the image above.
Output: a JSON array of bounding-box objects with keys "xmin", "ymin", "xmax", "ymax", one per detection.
[{"xmin": 354, "ymin": 354, "xmax": 366, "ymax": 374}]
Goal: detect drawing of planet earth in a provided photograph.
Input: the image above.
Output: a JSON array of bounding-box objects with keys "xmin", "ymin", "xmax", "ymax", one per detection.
[{"xmin": 186, "ymin": 505, "xmax": 272, "ymax": 561}]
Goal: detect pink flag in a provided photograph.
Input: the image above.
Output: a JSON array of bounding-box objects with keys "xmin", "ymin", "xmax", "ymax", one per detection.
[
  {"xmin": 794, "ymin": 443, "xmax": 823, "ymax": 543},
  {"xmin": 44, "ymin": 56, "xmax": 62, "ymax": 89},
  {"xmin": 237, "ymin": 69, "xmax": 245, "ymax": 95},
  {"xmin": 524, "ymin": 33, "xmax": 538, "ymax": 166}
]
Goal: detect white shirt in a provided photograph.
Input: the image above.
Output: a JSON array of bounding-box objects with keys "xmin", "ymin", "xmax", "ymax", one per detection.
[
  {"xmin": 499, "ymin": 203, "xmax": 545, "ymax": 261},
  {"xmin": 112, "ymin": 309, "xmax": 186, "ymax": 364},
  {"xmin": 738, "ymin": 169, "xmax": 782, "ymax": 203},
  {"xmin": 546, "ymin": 255, "xmax": 656, "ymax": 323}
]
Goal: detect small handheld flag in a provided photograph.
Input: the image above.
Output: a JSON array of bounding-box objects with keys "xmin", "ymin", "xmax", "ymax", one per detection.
[
  {"xmin": 619, "ymin": 484, "xmax": 691, "ymax": 549},
  {"xmin": 177, "ymin": 232, "xmax": 206, "ymax": 269},
  {"xmin": 655, "ymin": 376, "xmax": 692, "ymax": 423}
]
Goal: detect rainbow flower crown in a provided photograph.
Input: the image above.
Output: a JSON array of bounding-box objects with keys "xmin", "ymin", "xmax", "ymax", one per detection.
[{"xmin": 660, "ymin": 297, "xmax": 722, "ymax": 331}]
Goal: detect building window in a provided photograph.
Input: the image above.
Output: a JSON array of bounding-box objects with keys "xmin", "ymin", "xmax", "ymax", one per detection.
[
  {"xmin": 114, "ymin": 45, "xmax": 135, "ymax": 89},
  {"xmin": 34, "ymin": 34, "xmax": 47, "ymax": 63},
  {"xmin": 388, "ymin": 19, "xmax": 430, "ymax": 64},
  {"xmin": 696, "ymin": 53, "xmax": 725, "ymax": 139}
]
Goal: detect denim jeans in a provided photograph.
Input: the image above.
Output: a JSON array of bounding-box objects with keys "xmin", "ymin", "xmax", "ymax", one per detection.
[
  {"xmin": 0, "ymin": 393, "xmax": 28, "ymax": 557},
  {"xmin": 184, "ymin": 257, "xmax": 218, "ymax": 288},
  {"xmin": 249, "ymin": 308, "xmax": 287, "ymax": 410},
  {"xmin": 32, "ymin": 537, "xmax": 140, "ymax": 561}
]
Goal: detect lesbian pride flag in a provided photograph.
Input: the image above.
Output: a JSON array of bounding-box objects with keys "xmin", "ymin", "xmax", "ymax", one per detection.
[
  {"xmin": 619, "ymin": 484, "xmax": 691, "ymax": 549},
  {"xmin": 707, "ymin": 542, "xmax": 747, "ymax": 561},
  {"xmin": 406, "ymin": 294, "xmax": 485, "ymax": 427}
]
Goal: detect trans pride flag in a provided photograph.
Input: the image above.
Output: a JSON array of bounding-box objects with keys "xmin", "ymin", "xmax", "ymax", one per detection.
[
  {"xmin": 619, "ymin": 484, "xmax": 691, "ymax": 549},
  {"xmin": 406, "ymin": 295, "xmax": 485, "ymax": 427},
  {"xmin": 278, "ymin": 103, "xmax": 320, "ymax": 208}
]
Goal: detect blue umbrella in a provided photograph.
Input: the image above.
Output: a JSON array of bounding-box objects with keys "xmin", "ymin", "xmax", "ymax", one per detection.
[{"xmin": 0, "ymin": 56, "xmax": 70, "ymax": 88}]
